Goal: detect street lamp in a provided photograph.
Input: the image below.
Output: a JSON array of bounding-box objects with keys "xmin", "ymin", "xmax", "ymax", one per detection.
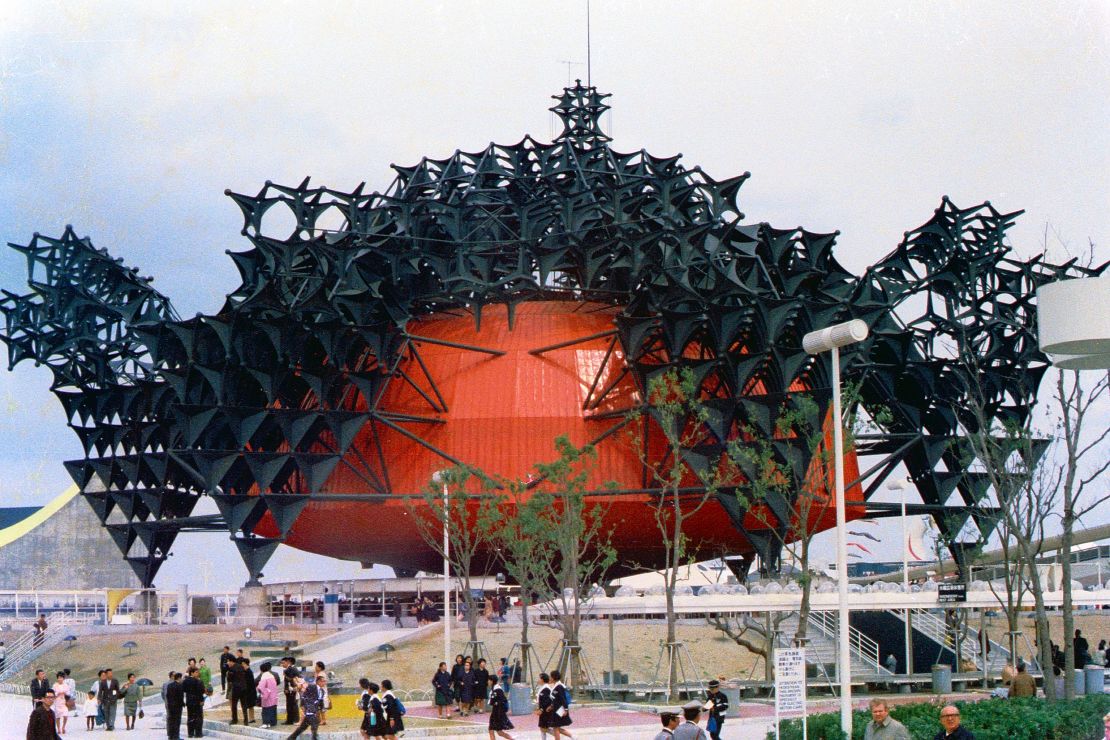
[
  {"xmin": 803, "ymin": 318, "xmax": 869, "ymax": 737},
  {"xmin": 887, "ymin": 477, "xmax": 913, "ymax": 677},
  {"xmin": 432, "ymin": 469, "xmax": 451, "ymax": 668}
]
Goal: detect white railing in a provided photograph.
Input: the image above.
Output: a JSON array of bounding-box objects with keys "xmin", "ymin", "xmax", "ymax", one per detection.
[
  {"xmin": 807, "ymin": 611, "xmax": 885, "ymax": 674},
  {"xmin": 894, "ymin": 608, "xmax": 1010, "ymax": 672},
  {"xmin": 0, "ymin": 612, "xmax": 77, "ymax": 681}
]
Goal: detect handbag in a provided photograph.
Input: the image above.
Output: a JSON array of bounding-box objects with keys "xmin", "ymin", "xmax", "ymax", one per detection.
[{"xmin": 706, "ymin": 715, "xmax": 718, "ymax": 734}]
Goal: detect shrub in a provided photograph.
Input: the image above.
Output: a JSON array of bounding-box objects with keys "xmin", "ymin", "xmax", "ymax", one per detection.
[{"xmin": 769, "ymin": 695, "xmax": 1110, "ymax": 740}]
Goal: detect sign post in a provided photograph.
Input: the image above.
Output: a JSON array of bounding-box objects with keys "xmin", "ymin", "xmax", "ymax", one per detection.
[
  {"xmin": 937, "ymin": 583, "xmax": 967, "ymax": 603},
  {"xmin": 775, "ymin": 647, "xmax": 807, "ymax": 740}
]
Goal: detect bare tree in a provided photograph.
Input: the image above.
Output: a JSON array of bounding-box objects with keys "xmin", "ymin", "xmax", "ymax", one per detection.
[
  {"xmin": 1052, "ymin": 367, "xmax": 1110, "ymax": 697},
  {"xmin": 407, "ymin": 465, "xmax": 501, "ymax": 655},
  {"xmin": 960, "ymin": 395, "xmax": 1060, "ymax": 698}
]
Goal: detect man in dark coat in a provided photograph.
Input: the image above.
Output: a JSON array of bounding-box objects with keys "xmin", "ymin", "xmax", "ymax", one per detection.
[
  {"xmin": 29, "ymin": 668, "xmax": 50, "ymax": 708},
  {"xmin": 26, "ymin": 689, "xmax": 60, "ymax": 740},
  {"xmin": 227, "ymin": 658, "xmax": 250, "ymax": 724},
  {"xmin": 281, "ymin": 657, "xmax": 300, "ymax": 724},
  {"xmin": 182, "ymin": 667, "xmax": 207, "ymax": 738},
  {"xmin": 218, "ymin": 646, "xmax": 232, "ymax": 692},
  {"xmin": 933, "ymin": 705, "xmax": 975, "ymax": 740},
  {"xmin": 165, "ymin": 673, "xmax": 185, "ymax": 740},
  {"xmin": 98, "ymin": 668, "xmax": 121, "ymax": 731}
]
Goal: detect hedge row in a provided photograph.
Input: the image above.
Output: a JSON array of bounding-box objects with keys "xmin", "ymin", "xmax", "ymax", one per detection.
[{"xmin": 770, "ymin": 695, "xmax": 1110, "ymax": 740}]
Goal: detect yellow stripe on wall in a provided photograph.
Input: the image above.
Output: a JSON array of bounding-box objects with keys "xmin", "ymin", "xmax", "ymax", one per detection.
[{"xmin": 0, "ymin": 485, "xmax": 80, "ymax": 549}]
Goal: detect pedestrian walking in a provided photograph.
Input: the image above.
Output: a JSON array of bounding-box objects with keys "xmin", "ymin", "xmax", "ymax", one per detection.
[
  {"xmin": 165, "ymin": 673, "xmax": 185, "ymax": 740},
  {"xmin": 654, "ymin": 712, "xmax": 679, "ymax": 740},
  {"xmin": 863, "ymin": 698, "xmax": 910, "ymax": 740},
  {"xmin": 673, "ymin": 702, "xmax": 707, "ymax": 740},
  {"xmin": 460, "ymin": 658, "xmax": 476, "ymax": 715},
  {"xmin": 475, "ymin": 659, "xmax": 491, "ymax": 712},
  {"xmin": 548, "ymin": 670, "xmax": 573, "ymax": 740},
  {"xmin": 313, "ymin": 662, "xmax": 329, "ymax": 726},
  {"xmin": 197, "ymin": 658, "xmax": 212, "ymax": 694},
  {"xmin": 219, "ymin": 646, "xmax": 232, "ymax": 693},
  {"xmin": 97, "ymin": 668, "xmax": 121, "ymax": 731},
  {"xmin": 286, "ymin": 675, "xmax": 324, "ymax": 740},
  {"xmin": 82, "ymin": 691, "xmax": 98, "ymax": 731},
  {"xmin": 51, "ymin": 672, "xmax": 70, "ymax": 735},
  {"xmin": 281, "ymin": 656, "xmax": 301, "ymax": 725},
  {"xmin": 121, "ymin": 673, "xmax": 140, "ymax": 730},
  {"xmin": 381, "ymin": 679, "xmax": 405, "ymax": 738},
  {"xmin": 487, "ymin": 675, "xmax": 515, "ymax": 740},
  {"xmin": 498, "ymin": 658, "xmax": 512, "ymax": 693},
  {"xmin": 30, "ymin": 668, "xmax": 50, "ymax": 708},
  {"xmin": 432, "ymin": 662, "xmax": 453, "ymax": 718},
  {"xmin": 26, "ymin": 689, "xmax": 59, "ymax": 740},
  {"xmin": 450, "ymin": 654, "xmax": 466, "ymax": 714},
  {"xmin": 535, "ymin": 673, "xmax": 552, "ymax": 740},
  {"xmin": 704, "ymin": 679, "xmax": 728, "ymax": 740},
  {"xmin": 258, "ymin": 661, "xmax": 280, "ymax": 729},
  {"xmin": 182, "ymin": 667, "xmax": 207, "ymax": 738},
  {"xmin": 242, "ymin": 657, "xmax": 258, "ymax": 724},
  {"xmin": 362, "ymin": 681, "xmax": 385, "ymax": 738}
]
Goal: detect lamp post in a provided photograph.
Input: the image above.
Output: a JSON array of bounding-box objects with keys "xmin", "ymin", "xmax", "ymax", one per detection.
[
  {"xmin": 803, "ymin": 318, "xmax": 869, "ymax": 737},
  {"xmin": 887, "ymin": 477, "xmax": 913, "ymax": 677},
  {"xmin": 432, "ymin": 470, "xmax": 451, "ymax": 667}
]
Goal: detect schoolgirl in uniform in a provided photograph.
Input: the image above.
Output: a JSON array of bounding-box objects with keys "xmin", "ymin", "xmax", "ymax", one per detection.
[
  {"xmin": 357, "ymin": 678, "xmax": 373, "ymax": 740},
  {"xmin": 381, "ymin": 679, "xmax": 403, "ymax": 738},
  {"xmin": 549, "ymin": 670, "xmax": 573, "ymax": 739},
  {"xmin": 487, "ymin": 675, "xmax": 515, "ymax": 740},
  {"xmin": 535, "ymin": 672, "xmax": 552, "ymax": 739}
]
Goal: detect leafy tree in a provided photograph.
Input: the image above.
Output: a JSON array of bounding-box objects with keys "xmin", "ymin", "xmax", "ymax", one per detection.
[
  {"xmin": 627, "ymin": 367, "xmax": 738, "ymax": 699},
  {"xmin": 527, "ymin": 435, "xmax": 617, "ymax": 688},
  {"xmin": 407, "ymin": 465, "xmax": 501, "ymax": 655},
  {"xmin": 488, "ymin": 476, "xmax": 557, "ymax": 686}
]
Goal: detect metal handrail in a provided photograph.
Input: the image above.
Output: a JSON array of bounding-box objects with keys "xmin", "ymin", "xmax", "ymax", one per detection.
[
  {"xmin": 807, "ymin": 611, "xmax": 884, "ymax": 673},
  {"xmin": 0, "ymin": 612, "xmax": 76, "ymax": 681}
]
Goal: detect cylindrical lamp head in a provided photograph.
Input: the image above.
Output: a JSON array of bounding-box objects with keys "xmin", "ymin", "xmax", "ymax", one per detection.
[
  {"xmin": 802, "ymin": 319, "xmax": 870, "ymax": 355},
  {"xmin": 1038, "ymin": 277, "xmax": 1110, "ymax": 357}
]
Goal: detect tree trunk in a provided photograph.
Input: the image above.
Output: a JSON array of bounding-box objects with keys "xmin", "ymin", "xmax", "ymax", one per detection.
[
  {"xmin": 666, "ymin": 565, "xmax": 678, "ymax": 701},
  {"xmin": 1027, "ymin": 567, "xmax": 1057, "ymax": 701},
  {"xmin": 520, "ymin": 594, "xmax": 531, "ymax": 683},
  {"xmin": 1061, "ymin": 503, "xmax": 1076, "ymax": 699}
]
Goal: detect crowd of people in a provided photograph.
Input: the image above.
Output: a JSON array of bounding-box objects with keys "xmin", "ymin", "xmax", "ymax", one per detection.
[{"xmin": 26, "ymin": 666, "xmax": 159, "ymax": 738}]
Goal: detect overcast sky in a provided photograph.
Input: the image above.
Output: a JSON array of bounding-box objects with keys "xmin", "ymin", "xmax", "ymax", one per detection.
[{"xmin": 1, "ymin": 1, "xmax": 1106, "ymax": 590}]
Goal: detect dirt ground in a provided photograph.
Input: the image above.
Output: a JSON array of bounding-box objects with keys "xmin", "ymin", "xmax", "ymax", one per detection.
[
  {"xmin": 332, "ymin": 618, "xmax": 765, "ymax": 692},
  {"xmin": 7, "ymin": 625, "xmax": 336, "ymax": 690},
  {"xmin": 981, "ymin": 609, "xmax": 1110, "ymax": 659}
]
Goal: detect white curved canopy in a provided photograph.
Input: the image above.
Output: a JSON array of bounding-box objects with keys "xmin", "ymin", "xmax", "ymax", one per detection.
[{"xmin": 1038, "ymin": 278, "xmax": 1110, "ymax": 368}]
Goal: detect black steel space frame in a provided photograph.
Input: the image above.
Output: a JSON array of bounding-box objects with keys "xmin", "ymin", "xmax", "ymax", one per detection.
[{"xmin": 2, "ymin": 81, "xmax": 1104, "ymax": 585}]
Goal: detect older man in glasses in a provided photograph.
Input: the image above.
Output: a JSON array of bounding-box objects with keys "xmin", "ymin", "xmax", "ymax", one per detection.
[{"xmin": 933, "ymin": 704, "xmax": 974, "ymax": 740}]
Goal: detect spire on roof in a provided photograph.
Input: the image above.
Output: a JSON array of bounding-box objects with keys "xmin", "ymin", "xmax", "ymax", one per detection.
[{"xmin": 550, "ymin": 80, "xmax": 611, "ymax": 147}]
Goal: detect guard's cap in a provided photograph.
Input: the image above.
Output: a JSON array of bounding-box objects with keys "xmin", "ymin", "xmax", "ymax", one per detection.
[
  {"xmin": 708, "ymin": 679, "xmax": 720, "ymax": 689},
  {"xmin": 682, "ymin": 700, "xmax": 702, "ymax": 711}
]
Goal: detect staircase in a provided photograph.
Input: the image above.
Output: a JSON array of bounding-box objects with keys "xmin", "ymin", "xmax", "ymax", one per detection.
[
  {"xmin": 0, "ymin": 613, "xmax": 82, "ymax": 681},
  {"xmin": 886, "ymin": 609, "xmax": 1012, "ymax": 673},
  {"xmin": 774, "ymin": 611, "xmax": 890, "ymax": 678}
]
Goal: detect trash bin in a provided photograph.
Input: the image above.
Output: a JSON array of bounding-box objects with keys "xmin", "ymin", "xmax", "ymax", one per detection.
[
  {"xmin": 1084, "ymin": 664, "xmax": 1105, "ymax": 696},
  {"xmin": 1073, "ymin": 668, "xmax": 1086, "ymax": 696},
  {"xmin": 721, "ymin": 683, "xmax": 741, "ymax": 718},
  {"xmin": 509, "ymin": 682, "xmax": 532, "ymax": 716},
  {"xmin": 931, "ymin": 664, "xmax": 952, "ymax": 694}
]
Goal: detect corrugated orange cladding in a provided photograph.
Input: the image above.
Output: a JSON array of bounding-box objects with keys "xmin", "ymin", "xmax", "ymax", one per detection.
[{"xmin": 267, "ymin": 301, "xmax": 863, "ymax": 572}]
